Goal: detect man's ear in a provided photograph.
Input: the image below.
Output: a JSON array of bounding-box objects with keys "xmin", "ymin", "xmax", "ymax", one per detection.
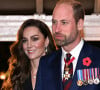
[
  {"xmin": 45, "ymin": 37, "xmax": 49, "ymax": 47},
  {"xmin": 77, "ymin": 19, "xmax": 84, "ymax": 31}
]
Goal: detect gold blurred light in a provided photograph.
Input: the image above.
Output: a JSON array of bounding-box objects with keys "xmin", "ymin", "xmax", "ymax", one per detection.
[{"xmin": 0, "ymin": 72, "xmax": 6, "ymax": 80}]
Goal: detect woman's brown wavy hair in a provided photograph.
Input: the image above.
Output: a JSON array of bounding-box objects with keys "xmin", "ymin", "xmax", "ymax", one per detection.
[{"xmin": 1, "ymin": 19, "xmax": 57, "ymax": 90}]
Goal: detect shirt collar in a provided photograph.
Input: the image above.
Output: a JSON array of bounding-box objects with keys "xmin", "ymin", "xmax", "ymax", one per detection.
[
  {"xmin": 71, "ymin": 39, "xmax": 84, "ymax": 58},
  {"xmin": 61, "ymin": 39, "xmax": 84, "ymax": 58}
]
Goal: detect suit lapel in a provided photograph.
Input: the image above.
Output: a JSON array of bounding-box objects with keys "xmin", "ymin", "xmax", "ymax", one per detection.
[
  {"xmin": 23, "ymin": 74, "xmax": 33, "ymax": 90},
  {"xmin": 52, "ymin": 49, "xmax": 63, "ymax": 90}
]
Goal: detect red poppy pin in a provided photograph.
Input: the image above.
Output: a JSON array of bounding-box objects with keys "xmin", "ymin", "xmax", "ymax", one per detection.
[{"xmin": 83, "ymin": 57, "xmax": 92, "ymax": 67}]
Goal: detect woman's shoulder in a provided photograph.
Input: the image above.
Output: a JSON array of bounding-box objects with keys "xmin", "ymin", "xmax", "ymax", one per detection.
[
  {"xmin": 40, "ymin": 48, "xmax": 62, "ymax": 63},
  {"xmin": 43, "ymin": 48, "xmax": 61, "ymax": 58}
]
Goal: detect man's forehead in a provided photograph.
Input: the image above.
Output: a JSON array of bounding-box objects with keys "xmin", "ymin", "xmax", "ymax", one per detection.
[
  {"xmin": 52, "ymin": 15, "xmax": 74, "ymax": 22},
  {"xmin": 54, "ymin": 3, "xmax": 73, "ymax": 12},
  {"xmin": 53, "ymin": 4, "xmax": 74, "ymax": 18}
]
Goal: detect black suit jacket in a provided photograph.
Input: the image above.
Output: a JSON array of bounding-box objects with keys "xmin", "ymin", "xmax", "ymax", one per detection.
[
  {"xmin": 35, "ymin": 42, "xmax": 100, "ymax": 90},
  {"xmin": 23, "ymin": 74, "xmax": 33, "ymax": 90}
]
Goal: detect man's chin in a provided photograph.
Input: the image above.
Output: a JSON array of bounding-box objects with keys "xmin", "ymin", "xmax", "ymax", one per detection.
[{"xmin": 55, "ymin": 41, "xmax": 64, "ymax": 46}]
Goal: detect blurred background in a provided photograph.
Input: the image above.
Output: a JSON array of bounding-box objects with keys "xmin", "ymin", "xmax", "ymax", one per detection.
[
  {"xmin": 0, "ymin": 0, "xmax": 96, "ymax": 15},
  {"xmin": 0, "ymin": 0, "xmax": 100, "ymax": 88}
]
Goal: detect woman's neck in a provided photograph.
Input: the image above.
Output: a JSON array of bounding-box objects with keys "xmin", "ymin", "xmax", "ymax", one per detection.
[
  {"xmin": 31, "ymin": 58, "xmax": 40, "ymax": 74},
  {"xmin": 31, "ymin": 58, "xmax": 40, "ymax": 90}
]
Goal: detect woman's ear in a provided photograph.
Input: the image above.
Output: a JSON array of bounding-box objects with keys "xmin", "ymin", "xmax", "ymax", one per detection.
[
  {"xmin": 45, "ymin": 37, "xmax": 49, "ymax": 47},
  {"xmin": 77, "ymin": 19, "xmax": 84, "ymax": 31}
]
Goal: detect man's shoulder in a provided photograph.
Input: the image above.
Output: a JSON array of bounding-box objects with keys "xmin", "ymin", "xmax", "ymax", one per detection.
[
  {"xmin": 84, "ymin": 42, "xmax": 100, "ymax": 52},
  {"xmin": 83, "ymin": 42, "xmax": 100, "ymax": 59}
]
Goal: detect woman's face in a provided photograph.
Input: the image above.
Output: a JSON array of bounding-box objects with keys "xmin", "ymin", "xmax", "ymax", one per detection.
[{"xmin": 22, "ymin": 26, "xmax": 48, "ymax": 61}]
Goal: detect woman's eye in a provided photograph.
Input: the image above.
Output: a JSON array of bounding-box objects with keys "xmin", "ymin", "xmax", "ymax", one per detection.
[
  {"xmin": 32, "ymin": 37, "xmax": 39, "ymax": 41},
  {"xmin": 22, "ymin": 39, "xmax": 27, "ymax": 43}
]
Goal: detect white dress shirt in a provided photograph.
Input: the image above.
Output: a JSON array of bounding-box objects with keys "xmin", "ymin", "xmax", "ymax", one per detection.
[{"xmin": 61, "ymin": 39, "xmax": 84, "ymax": 79}]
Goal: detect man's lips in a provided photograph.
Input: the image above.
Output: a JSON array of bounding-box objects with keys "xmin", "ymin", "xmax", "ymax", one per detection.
[{"xmin": 54, "ymin": 34, "xmax": 63, "ymax": 39}]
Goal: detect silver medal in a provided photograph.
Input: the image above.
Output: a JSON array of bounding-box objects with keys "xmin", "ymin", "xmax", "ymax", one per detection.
[{"xmin": 94, "ymin": 78, "xmax": 100, "ymax": 84}]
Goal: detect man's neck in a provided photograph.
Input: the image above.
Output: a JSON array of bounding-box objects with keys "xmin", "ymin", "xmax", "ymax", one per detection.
[{"xmin": 62, "ymin": 38, "xmax": 81, "ymax": 52}]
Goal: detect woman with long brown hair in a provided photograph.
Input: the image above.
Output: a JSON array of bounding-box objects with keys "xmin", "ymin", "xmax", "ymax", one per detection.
[{"xmin": 2, "ymin": 19, "xmax": 57, "ymax": 90}]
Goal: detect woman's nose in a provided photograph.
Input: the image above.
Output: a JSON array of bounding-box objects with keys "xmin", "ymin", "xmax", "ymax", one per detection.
[{"xmin": 27, "ymin": 41, "xmax": 33, "ymax": 48}]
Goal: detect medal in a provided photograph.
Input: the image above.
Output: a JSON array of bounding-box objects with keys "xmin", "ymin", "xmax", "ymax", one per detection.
[
  {"xmin": 88, "ymin": 68, "xmax": 94, "ymax": 84},
  {"xmin": 63, "ymin": 62, "xmax": 70, "ymax": 80},
  {"xmin": 94, "ymin": 78, "xmax": 100, "ymax": 84},
  {"xmin": 77, "ymin": 70, "xmax": 83, "ymax": 86},
  {"xmin": 63, "ymin": 71, "xmax": 70, "ymax": 80},
  {"xmin": 88, "ymin": 79, "xmax": 94, "ymax": 84},
  {"xmin": 83, "ymin": 80, "xmax": 88, "ymax": 85},
  {"xmin": 63, "ymin": 56, "xmax": 75, "ymax": 80},
  {"xmin": 77, "ymin": 68, "xmax": 100, "ymax": 86},
  {"xmin": 83, "ymin": 69, "xmax": 88, "ymax": 85},
  {"xmin": 77, "ymin": 80, "xmax": 83, "ymax": 86},
  {"xmin": 63, "ymin": 63, "xmax": 70, "ymax": 80},
  {"xmin": 94, "ymin": 68, "xmax": 100, "ymax": 84}
]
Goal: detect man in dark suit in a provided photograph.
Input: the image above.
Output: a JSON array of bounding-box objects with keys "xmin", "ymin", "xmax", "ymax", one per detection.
[{"xmin": 35, "ymin": 0, "xmax": 100, "ymax": 90}]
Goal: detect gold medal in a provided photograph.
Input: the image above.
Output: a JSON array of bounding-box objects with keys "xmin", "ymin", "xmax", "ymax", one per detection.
[{"xmin": 77, "ymin": 80, "xmax": 83, "ymax": 86}]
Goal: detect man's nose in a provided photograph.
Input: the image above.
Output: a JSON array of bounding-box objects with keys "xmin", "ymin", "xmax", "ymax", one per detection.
[{"xmin": 55, "ymin": 23, "xmax": 61, "ymax": 32}]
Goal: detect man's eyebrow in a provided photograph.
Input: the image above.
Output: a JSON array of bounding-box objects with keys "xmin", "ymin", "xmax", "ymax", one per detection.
[
  {"xmin": 61, "ymin": 20, "xmax": 66, "ymax": 21},
  {"xmin": 60, "ymin": 19, "xmax": 71, "ymax": 22}
]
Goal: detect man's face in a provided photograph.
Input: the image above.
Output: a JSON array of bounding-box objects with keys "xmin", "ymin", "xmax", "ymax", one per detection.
[{"xmin": 52, "ymin": 3, "xmax": 79, "ymax": 46}]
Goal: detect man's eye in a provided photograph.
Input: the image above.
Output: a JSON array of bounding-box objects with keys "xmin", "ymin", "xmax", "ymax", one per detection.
[
  {"xmin": 62, "ymin": 21, "xmax": 67, "ymax": 25},
  {"xmin": 52, "ymin": 20, "xmax": 57, "ymax": 24}
]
